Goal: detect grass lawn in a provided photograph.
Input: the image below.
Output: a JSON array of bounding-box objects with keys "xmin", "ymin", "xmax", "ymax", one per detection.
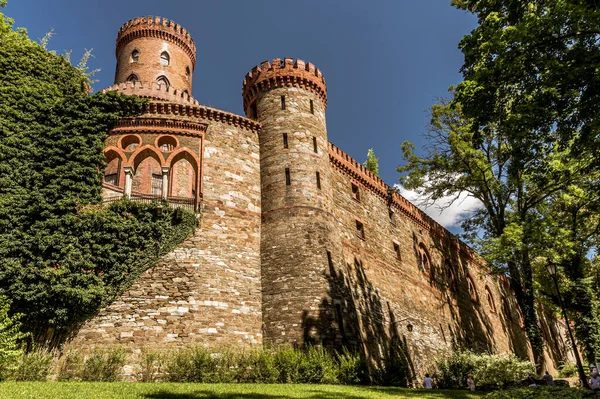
[{"xmin": 0, "ymin": 382, "xmax": 487, "ymax": 399}]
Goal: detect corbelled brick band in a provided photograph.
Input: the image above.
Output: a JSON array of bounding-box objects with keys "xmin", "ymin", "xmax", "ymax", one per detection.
[
  {"xmin": 242, "ymin": 58, "xmax": 327, "ymax": 117},
  {"xmin": 115, "ymin": 16, "xmax": 196, "ymax": 94}
]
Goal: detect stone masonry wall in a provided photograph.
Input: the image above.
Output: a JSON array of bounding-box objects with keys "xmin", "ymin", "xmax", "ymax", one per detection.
[
  {"xmin": 325, "ymin": 143, "xmax": 574, "ymax": 374},
  {"xmin": 68, "ymin": 115, "xmax": 263, "ymax": 350}
]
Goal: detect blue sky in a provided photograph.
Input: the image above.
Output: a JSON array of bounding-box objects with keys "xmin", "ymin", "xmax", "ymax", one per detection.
[{"xmin": 4, "ymin": 0, "xmax": 479, "ymax": 228}]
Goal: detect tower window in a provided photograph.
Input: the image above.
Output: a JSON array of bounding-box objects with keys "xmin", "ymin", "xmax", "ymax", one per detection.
[
  {"xmin": 313, "ymin": 136, "xmax": 318, "ymax": 153},
  {"xmin": 151, "ymin": 174, "xmax": 163, "ymax": 197},
  {"xmin": 185, "ymin": 66, "xmax": 191, "ymax": 80},
  {"xmin": 310, "ymin": 99, "xmax": 314, "ymax": 114},
  {"xmin": 327, "ymin": 250, "xmax": 334, "ymax": 275},
  {"xmin": 160, "ymin": 51, "xmax": 170, "ymax": 66},
  {"xmin": 393, "ymin": 242, "xmax": 401, "ymax": 259},
  {"xmin": 250, "ymin": 103, "xmax": 258, "ymax": 120},
  {"xmin": 131, "ymin": 50, "xmax": 139, "ymax": 63},
  {"xmin": 283, "ymin": 133, "xmax": 288, "ymax": 149},
  {"xmin": 156, "ymin": 76, "xmax": 170, "ymax": 89},
  {"xmin": 389, "ymin": 209, "xmax": 395, "ymax": 225},
  {"xmin": 281, "ymin": 95, "xmax": 286, "ymax": 110},
  {"xmin": 351, "ymin": 183, "xmax": 360, "ymax": 201},
  {"xmin": 127, "ymin": 74, "xmax": 139, "ymax": 84},
  {"xmin": 316, "ymin": 171, "xmax": 321, "ymax": 189},
  {"xmin": 285, "ymin": 168, "xmax": 291, "ymax": 186},
  {"xmin": 355, "ymin": 220, "xmax": 365, "ymax": 240}
]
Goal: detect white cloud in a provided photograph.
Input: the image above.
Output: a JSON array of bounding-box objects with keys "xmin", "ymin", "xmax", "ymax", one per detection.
[{"xmin": 395, "ymin": 185, "xmax": 483, "ymax": 229}]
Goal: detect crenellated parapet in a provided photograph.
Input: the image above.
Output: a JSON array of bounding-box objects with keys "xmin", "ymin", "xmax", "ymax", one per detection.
[
  {"xmin": 242, "ymin": 58, "xmax": 327, "ymax": 116},
  {"xmin": 116, "ymin": 16, "xmax": 196, "ymax": 68}
]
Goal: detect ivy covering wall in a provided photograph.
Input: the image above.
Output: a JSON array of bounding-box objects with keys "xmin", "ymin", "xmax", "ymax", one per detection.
[{"xmin": 0, "ymin": 5, "xmax": 197, "ymax": 346}]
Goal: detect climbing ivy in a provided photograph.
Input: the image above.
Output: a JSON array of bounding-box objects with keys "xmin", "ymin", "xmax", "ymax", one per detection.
[{"xmin": 0, "ymin": 5, "xmax": 197, "ymax": 346}]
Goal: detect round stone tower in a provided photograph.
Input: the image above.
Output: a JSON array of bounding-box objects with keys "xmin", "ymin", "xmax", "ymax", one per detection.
[
  {"xmin": 243, "ymin": 58, "xmax": 342, "ymax": 347},
  {"xmin": 114, "ymin": 16, "xmax": 196, "ymax": 94}
]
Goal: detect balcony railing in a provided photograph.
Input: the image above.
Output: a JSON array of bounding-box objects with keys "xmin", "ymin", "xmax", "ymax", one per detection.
[{"xmin": 103, "ymin": 193, "xmax": 197, "ymax": 212}]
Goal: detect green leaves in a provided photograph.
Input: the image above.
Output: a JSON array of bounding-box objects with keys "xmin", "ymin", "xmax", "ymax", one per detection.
[{"xmin": 0, "ymin": 9, "xmax": 195, "ymax": 346}]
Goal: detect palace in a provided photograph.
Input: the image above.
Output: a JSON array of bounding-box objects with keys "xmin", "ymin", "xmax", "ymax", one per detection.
[{"xmin": 69, "ymin": 16, "xmax": 571, "ymax": 375}]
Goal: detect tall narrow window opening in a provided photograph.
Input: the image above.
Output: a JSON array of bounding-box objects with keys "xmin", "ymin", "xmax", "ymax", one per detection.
[
  {"xmin": 313, "ymin": 136, "xmax": 318, "ymax": 153},
  {"xmin": 310, "ymin": 99, "xmax": 314, "ymax": 114},
  {"xmin": 351, "ymin": 183, "xmax": 360, "ymax": 201},
  {"xmin": 356, "ymin": 220, "xmax": 365, "ymax": 240},
  {"xmin": 160, "ymin": 51, "xmax": 170, "ymax": 66},
  {"xmin": 283, "ymin": 133, "xmax": 289, "ymax": 149},
  {"xmin": 393, "ymin": 242, "xmax": 401, "ymax": 259},
  {"xmin": 156, "ymin": 76, "xmax": 170, "ymax": 89},
  {"xmin": 151, "ymin": 173, "xmax": 163, "ymax": 196},
  {"xmin": 285, "ymin": 168, "xmax": 291, "ymax": 186},
  {"xmin": 316, "ymin": 171, "xmax": 321, "ymax": 189},
  {"xmin": 131, "ymin": 50, "xmax": 139, "ymax": 63},
  {"xmin": 281, "ymin": 95, "xmax": 286, "ymax": 110},
  {"xmin": 389, "ymin": 209, "xmax": 395, "ymax": 225},
  {"xmin": 327, "ymin": 250, "xmax": 334, "ymax": 275}
]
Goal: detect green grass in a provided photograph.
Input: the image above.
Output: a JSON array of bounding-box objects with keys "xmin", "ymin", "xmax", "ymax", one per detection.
[{"xmin": 0, "ymin": 382, "xmax": 486, "ymax": 399}]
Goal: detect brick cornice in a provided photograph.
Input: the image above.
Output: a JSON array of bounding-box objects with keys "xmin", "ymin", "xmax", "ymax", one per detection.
[
  {"xmin": 116, "ymin": 16, "xmax": 196, "ymax": 69},
  {"xmin": 328, "ymin": 141, "xmax": 486, "ymax": 269},
  {"xmin": 242, "ymin": 58, "xmax": 327, "ymax": 115},
  {"xmin": 102, "ymin": 82, "xmax": 261, "ymax": 132},
  {"xmin": 110, "ymin": 118, "xmax": 207, "ymax": 136}
]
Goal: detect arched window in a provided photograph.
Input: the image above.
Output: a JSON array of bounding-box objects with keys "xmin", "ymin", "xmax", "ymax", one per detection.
[
  {"xmin": 160, "ymin": 51, "xmax": 170, "ymax": 66},
  {"xmin": 486, "ymin": 286, "xmax": 497, "ymax": 313},
  {"xmin": 156, "ymin": 76, "xmax": 170, "ymax": 89},
  {"xmin": 418, "ymin": 243, "xmax": 431, "ymax": 275},
  {"xmin": 127, "ymin": 74, "xmax": 139, "ymax": 84},
  {"xmin": 131, "ymin": 50, "xmax": 139, "ymax": 63},
  {"xmin": 185, "ymin": 66, "xmax": 191, "ymax": 80},
  {"xmin": 467, "ymin": 275, "xmax": 478, "ymax": 302}
]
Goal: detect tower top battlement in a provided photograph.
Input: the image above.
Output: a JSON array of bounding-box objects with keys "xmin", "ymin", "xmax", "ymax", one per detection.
[
  {"xmin": 116, "ymin": 16, "xmax": 197, "ymax": 68},
  {"xmin": 242, "ymin": 58, "xmax": 327, "ymax": 116}
]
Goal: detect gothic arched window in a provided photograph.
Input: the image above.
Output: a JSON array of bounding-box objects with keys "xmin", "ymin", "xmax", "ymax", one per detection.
[
  {"xmin": 160, "ymin": 51, "xmax": 170, "ymax": 66},
  {"xmin": 156, "ymin": 76, "xmax": 170, "ymax": 89},
  {"xmin": 131, "ymin": 50, "xmax": 139, "ymax": 63}
]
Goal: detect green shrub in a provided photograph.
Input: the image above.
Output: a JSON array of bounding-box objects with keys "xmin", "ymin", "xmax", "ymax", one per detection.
[
  {"xmin": 274, "ymin": 346, "xmax": 304, "ymax": 383},
  {"xmin": 436, "ymin": 350, "xmax": 534, "ymax": 389},
  {"xmin": 136, "ymin": 349, "xmax": 163, "ymax": 382},
  {"xmin": 241, "ymin": 349, "xmax": 279, "ymax": 383},
  {"xmin": 302, "ymin": 345, "xmax": 339, "ymax": 384},
  {"xmin": 558, "ymin": 362, "xmax": 579, "ymax": 378},
  {"xmin": 57, "ymin": 348, "xmax": 125, "ymax": 382},
  {"xmin": 9, "ymin": 349, "xmax": 54, "ymax": 381},
  {"xmin": 164, "ymin": 346, "xmax": 216, "ymax": 382},
  {"xmin": 0, "ymin": 296, "xmax": 27, "ymax": 380},
  {"xmin": 484, "ymin": 386, "xmax": 600, "ymax": 399},
  {"xmin": 337, "ymin": 348, "xmax": 366, "ymax": 385}
]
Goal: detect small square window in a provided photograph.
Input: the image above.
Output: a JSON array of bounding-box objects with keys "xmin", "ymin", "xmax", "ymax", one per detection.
[
  {"xmin": 285, "ymin": 168, "xmax": 291, "ymax": 186},
  {"xmin": 351, "ymin": 183, "xmax": 360, "ymax": 201},
  {"xmin": 355, "ymin": 220, "xmax": 365, "ymax": 240},
  {"xmin": 283, "ymin": 133, "xmax": 288, "ymax": 149},
  {"xmin": 316, "ymin": 171, "xmax": 321, "ymax": 189},
  {"xmin": 281, "ymin": 95, "xmax": 286, "ymax": 110},
  {"xmin": 393, "ymin": 242, "xmax": 401, "ymax": 259}
]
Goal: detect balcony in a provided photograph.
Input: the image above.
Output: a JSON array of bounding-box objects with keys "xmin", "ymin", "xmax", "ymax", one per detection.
[{"xmin": 103, "ymin": 193, "xmax": 197, "ymax": 212}]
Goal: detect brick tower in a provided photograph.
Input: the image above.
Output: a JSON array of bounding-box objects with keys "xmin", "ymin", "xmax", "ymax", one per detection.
[
  {"xmin": 114, "ymin": 16, "xmax": 196, "ymax": 95},
  {"xmin": 243, "ymin": 58, "xmax": 343, "ymax": 347}
]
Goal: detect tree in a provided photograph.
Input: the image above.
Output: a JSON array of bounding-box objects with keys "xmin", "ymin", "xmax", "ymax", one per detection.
[
  {"xmin": 0, "ymin": 6, "xmax": 197, "ymax": 346},
  {"xmin": 400, "ymin": 0, "xmax": 600, "ymax": 370},
  {"xmin": 364, "ymin": 148, "xmax": 380, "ymax": 177}
]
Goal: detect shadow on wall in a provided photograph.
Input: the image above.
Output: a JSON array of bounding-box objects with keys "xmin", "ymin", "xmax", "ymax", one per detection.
[
  {"xmin": 301, "ymin": 255, "xmax": 416, "ymax": 386},
  {"xmin": 421, "ymin": 230, "xmax": 532, "ymax": 359}
]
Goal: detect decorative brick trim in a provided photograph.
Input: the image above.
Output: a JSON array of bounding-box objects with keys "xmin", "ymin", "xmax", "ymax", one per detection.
[
  {"xmin": 328, "ymin": 141, "xmax": 486, "ymax": 268},
  {"xmin": 103, "ymin": 82, "xmax": 261, "ymax": 132},
  {"xmin": 116, "ymin": 16, "xmax": 196, "ymax": 69},
  {"xmin": 111, "ymin": 117, "xmax": 207, "ymax": 137},
  {"xmin": 242, "ymin": 58, "xmax": 327, "ymax": 115}
]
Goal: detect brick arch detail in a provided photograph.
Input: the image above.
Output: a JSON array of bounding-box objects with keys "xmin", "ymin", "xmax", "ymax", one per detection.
[
  {"xmin": 117, "ymin": 134, "xmax": 143, "ymax": 151},
  {"xmin": 154, "ymin": 134, "xmax": 180, "ymax": 150},
  {"xmin": 165, "ymin": 147, "xmax": 200, "ymax": 168},
  {"xmin": 127, "ymin": 145, "xmax": 166, "ymax": 170},
  {"xmin": 103, "ymin": 146, "xmax": 127, "ymax": 162},
  {"xmin": 167, "ymin": 148, "xmax": 200, "ymax": 198}
]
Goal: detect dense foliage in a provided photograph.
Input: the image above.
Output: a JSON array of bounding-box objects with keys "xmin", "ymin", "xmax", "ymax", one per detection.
[
  {"xmin": 0, "ymin": 5, "xmax": 197, "ymax": 345},
  {"xmin": 0, "ymin": 296, "xmax": 27, "ymax": 379},
  {"xmin": 436, "ymin": 350, "xmax": 534, "ymax": 390},
  {"xmin": 399, "ymin": 0, "xmax": 600, "ymax": 371},
  {"xmin": 484, "ymin": 387, "xmax": 600, "ymax": 399}
]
